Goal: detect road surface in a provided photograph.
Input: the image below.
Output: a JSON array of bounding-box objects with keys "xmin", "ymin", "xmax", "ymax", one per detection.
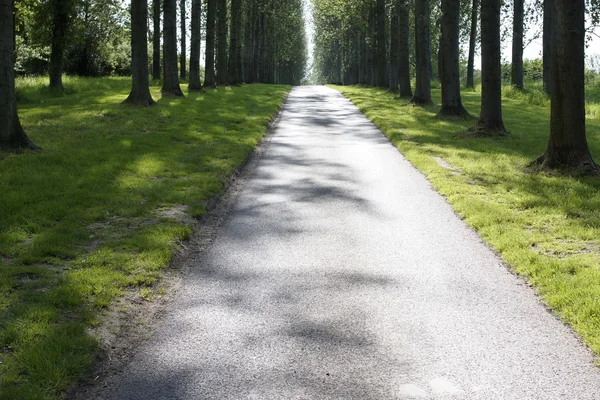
[{"xmin": 102, "ymin": 86, "xmax": 600, "ymax": 399}]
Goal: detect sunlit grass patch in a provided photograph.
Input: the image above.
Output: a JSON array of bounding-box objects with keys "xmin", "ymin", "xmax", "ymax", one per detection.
[
  {"xmin": 1, "ymin": 77, "xmax": 290, "ymax": 399},
  {"xmin": 334, "ymin": 84, "xmax": 600, "ymax": 357}
]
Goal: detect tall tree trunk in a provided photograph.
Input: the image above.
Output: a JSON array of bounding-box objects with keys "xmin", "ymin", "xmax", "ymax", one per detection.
[
  {"xmin": 511, "ymin": 0, "xmax": 524, "ymax": 89},
  {"xmin": 368, "ymin": 5, "xmax": 376, "ymax": 86},
  {"xmin": 466, "ymin": 0, "xmax": 478, "ymax": 88},
  {"xmin": 215, "ymin": 0, "xmax": 228, "ymax": 85},
  {"xmin": 359, "ymin": 31, "xmax": 367, "ymax": 84},
  {"xmin": 531, "ymin": 0, "xmax": 598, "ymax": 173},
  {"xmin": 438, "ymin": 0, "xmax": 469, "ymax": 117},
  {"xmin": 204, "ymin": 0, "xmax": 216, "ymax": 87},
  {"xmin": 243, "ymin": 0, "xmax": 256, "ymax": 83},
  {"xmin": 353, "ymin": 31, "xmax": 360, "ymax": 84},
  {"xmin": 398, "ymin": 0, "xmax": 412, "ymax": 98},
  {"xmin": 437, "ymin": 30, "xmax": 442, "ymax": 81},
  {"xmin": 543, "ymin": 0, "xmax": 553, "ymax": 95},
  {"xmin": 0, "ymin": 0, "xmax": 39, "ymax": 151},
  {"xmin": 376, "ymin": 0, "xmax": 387, "ymax": 87},
  {"xmin": 48, "ymin": 0, "xmax": 73, "ymax": 92},
  {"xmin": 162, "ymin": 0, "xmax": 184, "ymax": 96},
  {"xmin": 125, "ymin": 0, "xmax": 155, "ymax": 106},
  {"xmin": 389, "ymin": 1, "xmax": 399, "ymax": 93},
  {"xmin": 257, "ymin": 8, "xmax": 265, "ymax": 82},
  {"xmin": 467, "ymin": 0, "xmax": 506, "ymax": 134},
  {"xmin": 180, "ymin": 0, "xmax": 186, "ymax": 79},
  {"xmin": 188, "ymin": 0, "xmax": 202, "ymax": 90},
  {"xmin": 228, "ymin": 0, "xmax": 243, "ymax": 85},
  {"xmin": 410, "ymin": 0, "xmax": 433, "ymax": 105},
  {"xmin": 152, "ymin": 0, "xmax": 161, "ymax": 80}
]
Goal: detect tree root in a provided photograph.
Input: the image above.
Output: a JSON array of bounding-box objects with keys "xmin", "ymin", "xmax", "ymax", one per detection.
[{"xmin": 527, "ymin": 151, "xmax": 600, "ymax": 176}]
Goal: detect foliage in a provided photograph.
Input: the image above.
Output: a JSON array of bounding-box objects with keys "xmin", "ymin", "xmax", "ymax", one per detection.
[
  {"xmin": 0, "ymin": 77, "xmax": 290, "ymax": 399},
  {"xmin": 335, "ymin": 84, "xmax": 600, "ymax": 358},
  {"xmin": 14, "ymin": 0, "xmax": 131, "ymax": 77}
]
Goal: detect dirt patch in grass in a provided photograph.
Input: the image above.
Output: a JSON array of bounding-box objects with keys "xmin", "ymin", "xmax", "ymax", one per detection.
[{"xmin": 433, "ymin": 156, "xmax": 461, "ymax": 174}]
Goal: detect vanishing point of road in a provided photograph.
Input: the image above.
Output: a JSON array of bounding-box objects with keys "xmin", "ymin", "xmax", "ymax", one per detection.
[{"xmin": 102, "ymin": 86, "xmax": 600, "ymax": 399}]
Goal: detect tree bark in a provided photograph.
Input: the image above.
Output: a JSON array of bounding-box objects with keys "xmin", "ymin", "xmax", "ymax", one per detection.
[
  {"xmin": 243, "ymin": 0, "xmax": 256, "ymax": 83},
  {"xmin": 410, "ymin": 0, "xmax": 433, "ymax": 105},
  {"xmin": 438, "ymin": 0, "xmax": 469, "ymax": 117},
  {"xmin": 466, "ymin": 0, "xmax": 478, "ymax": 88},
  {"xmin": 257, "ymin": 7, "xmax": 266, "ymax": 82},
  {"xmin": 204, "ymin": 0, "xmax": 216, "ymax": 88},
  {"xmin": 467, "ymin": 0, "xmax": 506, "ymax": 134},
  {"xmin": 188, "ymin": 0, "xmax": 202, "ymax": 90},
  {"xmin": 162, "ymin": 0, "xmax": 184, "ymax": 96},
  {"xmin": 215, "ymin": 0, "xmax": 228, "ymax": 85},
  {"xmin": 375, "ymin": 0, "xmax": 387, "ymax": 87},
  {"xmin": 368, "ymin": 5, "xmax": 376, "ymax": 86},
  {"xmin": 180, "ymin": 0, "xmax": 186, "ymax": 79},
  {"xmin": 531, "ymin": 0, "xmax": 598, "ymax": 173},
  {"xmin": 543, "ymin": 0, "xmax": 553, "ymax": 95},
  {"xmin": 125, "ymin": 0, "xmax": 155, "ymax": 106},
  {"xmin": 0, "ymin": 0, "xmax": 39, "ymax": 151},
  {"xmin": 359, "ymin": 31, "xmax": 367, "ymax": 84},
  {"xmin": 398, "ymin": 0, "xmax": 412, "ymax": 98},
  {"xmin": 389, "ymin": 1, "xmax": 399, "ymax": 93},
  {"xmin": 48, "ymin": 0, "xmax": 73, "ymax": 92},
  {"xmin": 152, "ymin": 0, "xmax": 161, "ymax": 80},
  {"xmin": 511, "ymin": 0, "xmax": 524, "ymax": 89},
  {"xmin": 228, "ymin": 0, "xmax": 243, "ymax": 85}
]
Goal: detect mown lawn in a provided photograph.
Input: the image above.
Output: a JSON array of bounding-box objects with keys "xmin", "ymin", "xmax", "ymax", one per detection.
[
  {"xmin": 334, "ymin": 83, "xmax": 600, "ymax": 362},
  {"xmin": 0, "ymin": 77, "xmax": 290, "ymax": 399}
]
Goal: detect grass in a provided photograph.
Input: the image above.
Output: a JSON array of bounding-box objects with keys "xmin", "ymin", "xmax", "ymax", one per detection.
[
  {"xmin": 333, "ymin": 83, "xmax": 600, "ymax": 359},
  {"xmin": 0, "ymin": 76, "xmax": 290, "ymax": 399}
]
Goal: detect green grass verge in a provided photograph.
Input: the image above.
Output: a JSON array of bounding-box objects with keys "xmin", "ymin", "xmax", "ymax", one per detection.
[
  {"xmin": 333, "ymin": 84, "xmax": 600, "ymax": 358},
  {"xmin": 1, "ymin": 77, "xmax": 290, "ymax": 399}
]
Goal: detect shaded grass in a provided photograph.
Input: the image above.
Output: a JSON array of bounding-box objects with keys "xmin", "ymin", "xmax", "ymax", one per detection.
[
  {"xmin": 334, "ymin": 84, "xmax": 600, "ymax": 358},
  {"xmin": 1, "ymin": 77, "xmax": 290, "ymax": 399}
]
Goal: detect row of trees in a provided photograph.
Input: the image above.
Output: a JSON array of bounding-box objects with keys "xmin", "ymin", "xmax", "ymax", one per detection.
[
  {"xmin": 312, "ymin": 0, "xmax": 598, "ymax": 173},
  {"xmin": 1, "ymin": 0, "xmax": 309, "ymax": 151}
]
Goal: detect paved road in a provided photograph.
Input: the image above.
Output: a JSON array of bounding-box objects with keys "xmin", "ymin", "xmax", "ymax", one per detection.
[{"xmin": 104, "ymin": 86, "xmax": 600, "ymax": 399}]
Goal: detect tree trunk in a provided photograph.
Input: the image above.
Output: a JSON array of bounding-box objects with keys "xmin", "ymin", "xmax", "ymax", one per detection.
[
  {"xmin": 438, "ymin": 0, "xmax": 469, "ymax": 117},
  {"xmin": 125, "ymin": 0, "xmax": 155, "ymax": 106},
  {"xmin": 0, "ymin": 0, "xmax": 39, "ymax": 151},
  {"xmin": 368, "ymin": 5, "xmax": 376, "ymax": 86},
  {"xmin": 162, "ymin": 0, "xmax": 184, "ymax": 96},
  {"xmin": 188, "ymin": 0, "xmax": 202, "ymax": 90},
  {"xmin": 228, "ymin": 0, "xmax": 243, "ymax": 85},
  {"xmin": 359, "ymin": 31, "xmax": 367, "ymax": 84},
  {"xmin": 531, "ymin": 0, "xmax": 598, "ymax": 173},
  {"xmin": 398, "ymin": 0, "xmax": 412, "ymax": 98},
  {"xmin": 389, "ymin": 1, "xmax": 399, "ymax": 93},
  {"xmin": 215, "ymin": 0, "xmax": 228, "ymax": 85},
  {"xmin": 466, "ymin": 0, "xmax": 478, "ymax": 88},
  {"xmin": 48, "ymin": 0, "xmax": 73, "ymax": 92},
  {"xmin": 204, "ymin": 0, "xmax": 216, "ymax": 88},
  {"xmin": 467, "ymin": 0, "xmax": 506, "ymax": 135},
  {"xmin": 257, "ymin": 8, "xmax": 265, "ymax": 82},
  {"xmin": 543, "ymin": 0, "xmax": 553, "ymax": 95},
  {"xmin": 511, "ymin": 0, "xmax": 524, "ymax": 89},
  {"xmin": 180, "ymin": 0, "xmax": 186, "ymax": 79},
  {"xmin": 243, "ymin": 0, "xmax": 256, "ymax": 83},
  {"xmin": 376, "ymin": 0, "xmax": 387, "ymax": 87},
  {"xmin": 410, "ymin": 0, "xmax": 433, "ymax": 105},
  {"xmin": 152, "ymin": 0, "xmax": 161, "ymax": 80}
]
